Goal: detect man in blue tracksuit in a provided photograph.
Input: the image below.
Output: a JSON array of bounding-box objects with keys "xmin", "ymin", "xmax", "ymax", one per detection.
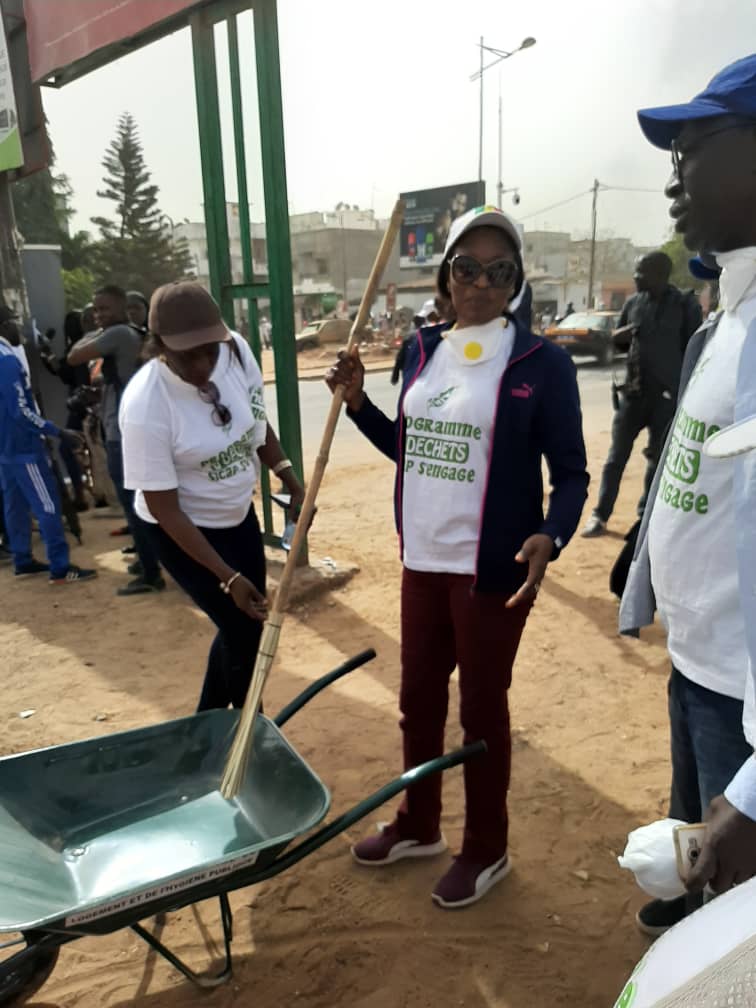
[{"xmin": 0, "ymin": 306, "xmax": 96, "ymax": 584}]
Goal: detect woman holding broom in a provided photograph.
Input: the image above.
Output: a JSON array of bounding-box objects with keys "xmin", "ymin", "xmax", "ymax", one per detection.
[
  {"xmin": 327, "ymin": 205, "xmax": 588, "ymax": 909},
  {"xmin": 120, "ymin": 281, "xmax": 305, "ymax": 711}
]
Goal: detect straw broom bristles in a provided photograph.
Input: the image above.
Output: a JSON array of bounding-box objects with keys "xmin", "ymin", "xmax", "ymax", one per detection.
[{"xmin": 220, "ymin": 198, "xmax": 405, "ymax": 798}]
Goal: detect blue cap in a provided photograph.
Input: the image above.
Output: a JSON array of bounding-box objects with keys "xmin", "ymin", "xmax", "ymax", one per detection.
[
  {"xmin": 638, "ymin": 55, "xmax": 756, "ymax": 150},
  {"xmin": 688, "ymin": 253, "xmax": 720, "ymax": 281}
]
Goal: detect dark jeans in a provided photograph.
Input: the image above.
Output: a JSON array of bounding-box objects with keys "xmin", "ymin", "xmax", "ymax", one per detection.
[
  {"xmin": 668, "ymin": 666, "xmax": 753, "ymax": 823},
  {"xmin": 595, "ymin": 388, "xmax": 675, "ymax": 522},
  {"xmin": 396, "ymin": 568, "xmax": 531, "ymax": 863},
  {"xmin": 105, "ymin": 440, "xmax": 161, "ymax": 581},
  {"xmin": 143, "ymin": 507, "xmax": 266, "ymax": 711}
]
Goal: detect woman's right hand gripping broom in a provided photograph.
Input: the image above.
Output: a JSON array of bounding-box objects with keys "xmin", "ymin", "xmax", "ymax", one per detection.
[{"xmin": 326, "ymin": 348, "xmax": 366, "ymax": 412}]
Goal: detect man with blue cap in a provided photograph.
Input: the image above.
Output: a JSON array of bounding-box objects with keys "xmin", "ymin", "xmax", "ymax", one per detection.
[{"xmin": 620, "ymin": 54, "xmax": 756, "ymax": 935}]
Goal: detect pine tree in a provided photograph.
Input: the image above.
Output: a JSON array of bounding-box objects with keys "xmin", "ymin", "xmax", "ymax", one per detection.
[{"xmin": 91, "ymin": 112, "xmax": 194, "ymax": 294}]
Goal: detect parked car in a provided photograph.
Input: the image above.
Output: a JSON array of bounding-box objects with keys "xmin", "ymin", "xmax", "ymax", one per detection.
[
  {"xmin": 544, "ymin": 310, "xmax": 621, "ymax": 365},
  {"xmin": 294, "ymin": 318, "xmax": 351, "ymax": 353}
]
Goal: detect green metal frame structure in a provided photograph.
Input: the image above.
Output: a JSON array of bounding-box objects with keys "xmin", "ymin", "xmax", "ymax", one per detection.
[{"xmin": 190, "ymin": 0, "xmax": 303, "ymax": 547}]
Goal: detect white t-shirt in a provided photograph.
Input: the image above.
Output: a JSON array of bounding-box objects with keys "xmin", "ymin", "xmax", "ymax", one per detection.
[
  {"xmin": 648, "ymin": 281, "xmax": 755, "ymax": 700},
  {"xmin": 401, "ymin": 317, "xmax": 514, "ymax": 574},
  {"xmin": 120, "ymin": 333, "xmax": 268, "ymax": 528}
]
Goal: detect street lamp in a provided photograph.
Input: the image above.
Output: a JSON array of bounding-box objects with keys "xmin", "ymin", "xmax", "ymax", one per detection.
[{"xmin": 470, "ymin": 36, "xmax": 536, "ymax": 197}]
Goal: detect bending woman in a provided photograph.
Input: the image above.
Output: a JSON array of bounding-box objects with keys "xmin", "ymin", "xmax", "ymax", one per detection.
[
  {"xmin": 120, "ymin": 282, "xmax": 305, "ymax": 710},
  {"xmin": 327, "ymin": 205, "xmax": 589, "ymax": 909}
]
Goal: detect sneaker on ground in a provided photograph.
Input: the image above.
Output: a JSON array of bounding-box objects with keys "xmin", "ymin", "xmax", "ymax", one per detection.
[
  {"xmin": 14, "ymin": 559, "xmax": 50, "ymax": 576},
  {"xmin": 351, "ymin": 821, "xmax": 447, "ymax": 866},
  {"xmin": 117, "ymin": 575, "xmax": 166, "ymax": 596},
  {"xmin": 121, "ymin": 545, "xmax": 137, "ymax": 556},
  {"xmin": 50, "ymin": 566, "xmax": 98, "ymax": 585},
  {"xmin": 580, "ymin": 514, "xmax": 607, "ymax": 538},
  {"xmin": 432, "ymin": 853, "xmax": 511, "ymax": 909},
  {"xmin": 635, "ymin": 895, "xmax": 690, "ymax": 938},
  {"xmin": 109, "ymin": 525, "xmax": 130, "ymax": 537}
]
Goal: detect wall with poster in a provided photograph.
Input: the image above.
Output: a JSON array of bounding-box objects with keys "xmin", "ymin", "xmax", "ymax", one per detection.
[{"xmin": 399, "ymin": 181, "xmax": 485, "ymax": 269}]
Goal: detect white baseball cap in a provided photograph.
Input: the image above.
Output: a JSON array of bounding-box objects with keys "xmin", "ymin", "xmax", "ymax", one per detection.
[
  {"xmin": 417, "ymin": 298, "xmax": 439, "ymax": 319},
  {"xmin": 443, "ymin": 204, "xmax": 523, "ymax": 258}
]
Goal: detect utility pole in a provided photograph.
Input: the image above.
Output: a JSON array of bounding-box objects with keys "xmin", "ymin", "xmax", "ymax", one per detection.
[
  {"xmin": 497, "ymin": 72, "xmax": 503, "ymax": 206},
  {"xmin": 478, "ymin": 35, "xmax": 484, "ymax": 182},
  {"xmin": 587, "ymin": 178, "xmax": 599, "ymax": 311}
]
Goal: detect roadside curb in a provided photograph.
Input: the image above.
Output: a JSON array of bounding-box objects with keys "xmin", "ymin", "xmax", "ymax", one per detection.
[{"xmin": 263, "ymin": 363, "xmax": 394, "ymax": 386}]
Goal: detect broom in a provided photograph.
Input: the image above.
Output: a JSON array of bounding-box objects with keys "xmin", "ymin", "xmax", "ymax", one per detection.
[{"xmin": 220, "ymin": 197, "xmax": 405, "ymax": 798}]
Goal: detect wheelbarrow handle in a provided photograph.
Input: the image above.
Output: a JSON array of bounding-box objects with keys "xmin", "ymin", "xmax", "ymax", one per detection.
[
  {"xmin": 273, "ymin": 649, "xmax": 377, "ymax": 727},
  {"xmin": 249, "ymin": 740, "xmax": 487, "ymax": 883}
]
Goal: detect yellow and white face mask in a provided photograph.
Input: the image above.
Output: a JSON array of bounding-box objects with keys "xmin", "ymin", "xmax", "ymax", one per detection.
[{"xmin": 444, "ymin": 317, "xmax": 508, "ymax": 366}]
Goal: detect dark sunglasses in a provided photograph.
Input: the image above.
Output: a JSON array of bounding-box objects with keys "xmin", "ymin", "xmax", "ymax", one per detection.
[
  {"xmin": 671, "ymin": 120, "xmax": 756, "ymax": 178},
  {"xmin": 198, "ymin": 381, "xmax": 232, "ymax": 427},
  {"xmin": 450, "ymin": 254, "xmax": 518, "ymax": 290}
]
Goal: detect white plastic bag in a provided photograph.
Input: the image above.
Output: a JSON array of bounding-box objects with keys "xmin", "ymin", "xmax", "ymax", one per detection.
[
  {"xmin": 613, "ymin": 876, "xmax": 756, "ymax": 1007},
  {"xmin": 617, "ymin": 818, "xmax": 688, "ymax": 901}
]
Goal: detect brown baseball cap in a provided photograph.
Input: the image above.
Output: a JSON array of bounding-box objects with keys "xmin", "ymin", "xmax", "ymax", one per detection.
[{"xmin": 149, "ymin": 281, "xmax": 230, "ymax": 351}]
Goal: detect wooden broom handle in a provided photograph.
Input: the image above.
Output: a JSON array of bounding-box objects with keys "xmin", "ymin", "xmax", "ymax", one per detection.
[{"xmin": 270, "ymin": 197, "xmax": 405, "ymax": 614}]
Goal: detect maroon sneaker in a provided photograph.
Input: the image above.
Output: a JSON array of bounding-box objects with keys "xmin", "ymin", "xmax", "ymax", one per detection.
[
  {"xmin": 432, "ymin": 853, "xmax": 511, "ymax": 909},
  {"xmin": 351, "ymin": 821, "xmax": 447, "ymax": 866}
]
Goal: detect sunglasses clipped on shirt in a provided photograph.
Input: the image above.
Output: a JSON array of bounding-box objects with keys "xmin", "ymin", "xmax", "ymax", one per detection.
[
  {"xmin": 450, "ymin": 254, "xmax": 518, "ymax": 290},
  {"xmin": 198, "ymin": 381, "xmax": 232, "ymax": 427}
]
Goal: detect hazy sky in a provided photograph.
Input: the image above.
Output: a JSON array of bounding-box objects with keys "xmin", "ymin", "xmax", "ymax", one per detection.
[{"xmin": 41, "ymin": 0, "xmax": 753, "ymax": 248}]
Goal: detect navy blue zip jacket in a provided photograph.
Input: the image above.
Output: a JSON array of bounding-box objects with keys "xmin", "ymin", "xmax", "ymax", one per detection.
[
  {"xmin": 0, "ymin": 337, "xmax": 60, "ymax": 463},
  {"xmin": 348, "ymin": 319, "xmax": 589, "ymax": 595}
]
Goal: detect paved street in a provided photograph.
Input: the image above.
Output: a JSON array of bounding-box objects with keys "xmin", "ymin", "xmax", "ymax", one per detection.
[{"xmin": 266, "ymin": 358, "xmax": 618, "ymax": 470}]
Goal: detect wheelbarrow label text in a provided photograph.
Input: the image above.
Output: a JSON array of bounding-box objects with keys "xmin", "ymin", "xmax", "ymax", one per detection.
[{"xmin": 64, "ymin": 850, "xmax": 260, "ymax": 927}]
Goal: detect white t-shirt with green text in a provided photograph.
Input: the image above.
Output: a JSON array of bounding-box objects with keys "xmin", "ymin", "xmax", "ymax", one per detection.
[
  {"xmin": 120, "ymin": 333, "xmax": 268, "ymax": 528},
  {"xmin": 648, "ymin": 311, "xmax": 749, "ymax": 699},
  {"xmin": 401, "ymin": 317, "xmax": 514, "ymax": 575}
]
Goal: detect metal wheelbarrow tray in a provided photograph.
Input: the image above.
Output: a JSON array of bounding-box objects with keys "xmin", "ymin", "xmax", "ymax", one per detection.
[{"xmin": 0, "ymin": 650, "xmax": 483, "ymax": 1004}]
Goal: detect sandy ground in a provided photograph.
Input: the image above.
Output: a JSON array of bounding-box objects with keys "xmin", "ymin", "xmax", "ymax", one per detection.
[{"xmin": 0, "ymin": 386, "xmax": 673, "ymax": 1008}]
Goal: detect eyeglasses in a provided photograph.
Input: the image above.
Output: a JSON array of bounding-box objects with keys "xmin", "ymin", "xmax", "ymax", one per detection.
[
  {"xmin": 671, "ymin": 120, "xmax": 756, "ymax": 179},
  {"xmin": 450, "ymin": 254, "xmax": 518, "ymax": 290},
  {"xmin": 198, "ymin": 381, "xmax": 232, "ymax": 427}
]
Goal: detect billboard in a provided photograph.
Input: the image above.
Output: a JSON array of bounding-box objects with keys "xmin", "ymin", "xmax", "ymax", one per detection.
[
  {"xmin": 24, "ymin": 0, "xmax": 207, "ymax": 84},
  {"xmin": 0, "ymin": 15, "xmax": 22, "ymax": 171},
  {"xmin": 399, "ymin": 181, "xmax": 485, "ymax": 269}
]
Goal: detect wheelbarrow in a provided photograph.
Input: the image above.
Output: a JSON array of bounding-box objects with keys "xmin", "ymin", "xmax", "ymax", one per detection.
[{"xmin": 0, "ymin": 649, "xmax": 484, "ymax": 1004}]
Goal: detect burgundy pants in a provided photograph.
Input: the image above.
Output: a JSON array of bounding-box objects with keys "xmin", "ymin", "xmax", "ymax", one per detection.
[{"xmin": 395, "ymin": 567, "xmax": 531, "ymax": 864}]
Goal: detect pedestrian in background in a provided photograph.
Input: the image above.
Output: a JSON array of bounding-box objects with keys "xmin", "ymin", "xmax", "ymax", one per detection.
[
  {"xmin": 68, "ymin": 284, "xmax": 164, "ymax": 594},
  {"xmin": 582, "ymin": 252, "xmax": 702, "ymax": 537}
]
